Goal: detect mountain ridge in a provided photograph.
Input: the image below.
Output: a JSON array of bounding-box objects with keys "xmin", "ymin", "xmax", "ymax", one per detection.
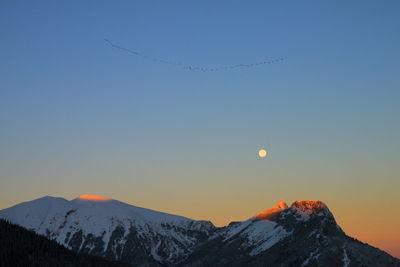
[{"xmin": 0, "ymin": 195, "xmax": 398, "ymax": 266}]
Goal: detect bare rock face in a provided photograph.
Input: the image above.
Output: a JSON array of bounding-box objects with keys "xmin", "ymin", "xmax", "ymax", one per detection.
[
  {"xmin": 1, "ymin": 197, "xmax": 399, "ymax": 267},
  {"xmin": 290, "ymin": 200, "xmax": 329, "ymax": 216}
]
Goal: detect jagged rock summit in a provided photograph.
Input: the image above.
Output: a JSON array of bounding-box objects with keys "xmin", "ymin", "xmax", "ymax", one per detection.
[
  {"xmin": 290, "ymin": 200, "xmax": 330, "ymax": 216},
  {"xmin": 255, "ymin": 200, "xmax": 331, "ymax": 221},
  {"xmin": 0, "ymin": 196, "xmax": 398, "ymax": 267}
]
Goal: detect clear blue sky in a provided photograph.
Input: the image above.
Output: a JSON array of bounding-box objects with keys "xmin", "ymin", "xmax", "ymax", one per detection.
[{"xmin": 1, "ymin": 0, "xmax": 400, "ymax": 256}]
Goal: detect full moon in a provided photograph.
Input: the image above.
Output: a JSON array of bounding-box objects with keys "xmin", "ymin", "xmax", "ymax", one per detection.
[{"xmin": 258, "ymin": 149, "xmax": 268, "ymax": 158}]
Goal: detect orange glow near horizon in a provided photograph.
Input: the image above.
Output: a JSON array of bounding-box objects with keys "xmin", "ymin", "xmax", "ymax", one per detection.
[{"xmin": 77, "ymin": 194, "xmax": 113, "ymax": 201}]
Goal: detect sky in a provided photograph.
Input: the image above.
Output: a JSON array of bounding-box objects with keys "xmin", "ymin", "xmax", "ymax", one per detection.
[{"xmin": 1, "ymin": 0, "xmax": 399, "ymax": 258}]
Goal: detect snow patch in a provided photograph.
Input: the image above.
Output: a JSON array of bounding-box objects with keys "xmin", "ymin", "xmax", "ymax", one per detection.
[
  {"xmin": 343, "ymin": 246, "xmax": 350, "ymax": 267},
  {"xmin": 301, "ymin": 249, "xmax": 320, "ymax": 266},
  {"xmin": 246, "ymin": 220, "xmax": 291, "ymax": 256},
  {"xmin": 222, "ymin": 219, "xmax": 291, "ymax": 256},
  {"xmin": 151, "ymin": 240, "xmax": 163, "ymax": 262}
]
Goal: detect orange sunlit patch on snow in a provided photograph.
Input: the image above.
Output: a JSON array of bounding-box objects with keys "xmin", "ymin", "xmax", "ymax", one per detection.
[
  {"xmin": 255, "ymin": 200, "xmax": 288, "ymax": 220},
  {"xmin": 77, "ymin": 194, "xmax": 112, "ymax": 201}
]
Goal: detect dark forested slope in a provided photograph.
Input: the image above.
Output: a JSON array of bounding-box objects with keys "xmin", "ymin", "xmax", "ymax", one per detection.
[{"xmin": 0, "ymin": 219, "xmax": 133, "ymax": 267}]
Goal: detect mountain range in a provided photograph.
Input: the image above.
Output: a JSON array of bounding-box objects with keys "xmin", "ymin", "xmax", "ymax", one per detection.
[{"xmin": 0, "ymin": 195, "xmax": 398, "ymax": 266}]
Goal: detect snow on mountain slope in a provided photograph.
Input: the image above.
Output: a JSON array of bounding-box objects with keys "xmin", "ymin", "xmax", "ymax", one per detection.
[
  {"xmin": 0, "ymin": 195, "xmax": 215, "ymax": 266},
  {"xmin": 2, "ymin": 197, "xmax": 399, "ymax": 266},
  {"xmin": 222, "ymin": 218, "xmax": 291, "ymax": 256},
  {"xmin": 181, "ymin": 200, "xmax": 400, "ymax": 267},
  {"xmin": 213, "ymin": 201, "xmax": 292, "ymax": 256}
]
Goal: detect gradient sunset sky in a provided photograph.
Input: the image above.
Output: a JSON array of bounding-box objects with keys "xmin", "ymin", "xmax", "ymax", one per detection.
[{"xmin": 1, "ymin": 0, "xmax": 399, "ymax": 258}]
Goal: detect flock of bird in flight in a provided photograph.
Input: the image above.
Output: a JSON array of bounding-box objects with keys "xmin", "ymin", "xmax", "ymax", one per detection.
[{"xmin": 104, "ymin": 39, "xmax": 284, "ymax": 72}]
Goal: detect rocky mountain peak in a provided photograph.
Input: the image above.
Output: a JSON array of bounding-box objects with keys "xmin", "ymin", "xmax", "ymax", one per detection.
[
  {"xmin": 288, "ymin": 200, "xmax": 332, "ymax": 220},
  {"xmin": 290, "ymin": 200, "xmax": 327, "ymax": 213}
]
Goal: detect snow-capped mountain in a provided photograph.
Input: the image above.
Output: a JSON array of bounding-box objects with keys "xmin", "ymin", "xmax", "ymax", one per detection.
[
  {"xmin": 0, "ymin": 196, "xmax": 398, "ymax": 266},
  {"xmin": 183, "ymin": 200, "xmax": 399, "ymax": 267},
  {"xmin": 0, "ymin": 195, "xmax": 214, "ymax": 266}
]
